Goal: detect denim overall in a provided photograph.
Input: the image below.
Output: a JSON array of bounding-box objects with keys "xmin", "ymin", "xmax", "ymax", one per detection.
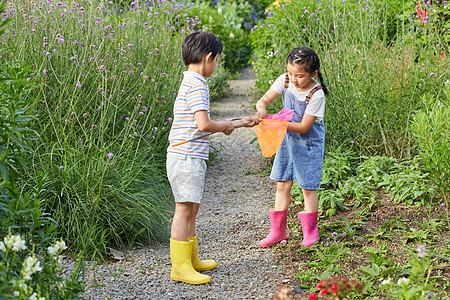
[{"xmin": 270, "ymin": 84, "xmax": 325, "ymax": 190}]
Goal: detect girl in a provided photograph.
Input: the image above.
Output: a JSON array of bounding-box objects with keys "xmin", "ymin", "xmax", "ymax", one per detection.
[{"xmin": 255, "ymin": 46, "xmax": 329, "ymax": 248}]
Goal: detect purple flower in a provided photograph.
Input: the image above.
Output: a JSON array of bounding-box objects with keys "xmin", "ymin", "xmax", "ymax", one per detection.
[
  {"xmin": 99, "ymin": 65, "xmax": 106, "ymax": 71},
  {"xmin": 416, "ymin": 243, "xmax": 426, "ymax": 258},
  {"xmin": 107, "ymin": 153, "xmax": 114, "ymax": 159},
  {"xmin": 43, "ymin": 69, "xmax": 48, "ymax": 73},
  {"xmin": 76, "ymin": 81, "xmax": 81, "ymax": 88},
  {"xmin": 332, "ymin": 232, "xmax": 338, "ymax": 237},
  {"xmin": 59, "ymin": 166, "xmax": 63, "ymax": 169}
]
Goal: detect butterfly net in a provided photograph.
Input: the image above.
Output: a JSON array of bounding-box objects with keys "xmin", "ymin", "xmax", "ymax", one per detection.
[{"xmin": 254, "ymin": 108, "xmax": 294, "ymax": 157}]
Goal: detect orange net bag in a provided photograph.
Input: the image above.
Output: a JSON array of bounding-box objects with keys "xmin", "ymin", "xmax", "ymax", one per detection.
[{"xmin": 254, "ymin": 119, "xmax": 289, "ymax": 157}]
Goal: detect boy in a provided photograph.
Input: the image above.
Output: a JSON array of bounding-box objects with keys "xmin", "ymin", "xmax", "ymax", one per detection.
[{"xmin": 166, "ymin": 31, "xmax": 257, "ymax": 285}]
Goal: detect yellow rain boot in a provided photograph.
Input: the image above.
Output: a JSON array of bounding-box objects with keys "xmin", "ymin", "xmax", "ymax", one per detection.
[
  {"xmin": 189, "ymin": 235, "xmax": 217, "ymax": 271},
  {"xmin": 170, "ymin": 238, "xmax": 211, "ymax": 285}
]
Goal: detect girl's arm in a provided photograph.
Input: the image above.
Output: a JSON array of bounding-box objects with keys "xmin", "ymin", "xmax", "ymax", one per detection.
[
  {"xmin": 255, "ymin": 89, "xmax": 280, "ymax": 119},
  {"xmin": 195, "ymin": 110, "xmax": 235, "ymax": 135},
  {"xmin": 287, "ymin": 113, "xmax": 316, "ymax": 134}
]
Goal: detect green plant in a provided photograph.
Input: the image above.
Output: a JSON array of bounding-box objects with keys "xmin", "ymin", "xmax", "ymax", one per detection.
[
  {"xmin": 186, "ymin": 0, "xmax": 252, "ymax": 74},
  {"xmin": 4, "ymin": 0, "xmax": 214, "ymax": 257},
  {"xmin": 0, "ymin": 3, "xmax": 84, "ymax": 297},
  {"xmin": 410, "ymin": 85, "xmax": 450, "ymax": 205},
  {"xmin": 378, "ymin": 157, "xmax": 435, "ymax": 206},
  {"xmin": 249, "ymin": 0, "xmax": 448, "ymax": 157},
  {"xmin": 0, "ymin": 234, "xmax": 84, "ymax": 299},
  {"xmin": 378, "ymin": 242, "xmax": 450, "ymax": 299}
]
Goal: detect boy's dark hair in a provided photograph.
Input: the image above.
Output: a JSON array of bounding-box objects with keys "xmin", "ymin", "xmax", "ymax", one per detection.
[
  {"xmin": 286, "ymin": 47, "xmax": 329, "ymax": 95},
  {"xmin": 182, "ymin": 31, "xmax": 223, "ymax": 66}
]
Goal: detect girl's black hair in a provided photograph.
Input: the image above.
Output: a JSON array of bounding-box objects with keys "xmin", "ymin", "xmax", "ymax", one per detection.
[
  {"xmin": 286, "ymin": 47, "xmax": 329, "ymax": 95},
  {"xmin": 182, "ymin": 31, "xmax": 223, "ymax": 66}
]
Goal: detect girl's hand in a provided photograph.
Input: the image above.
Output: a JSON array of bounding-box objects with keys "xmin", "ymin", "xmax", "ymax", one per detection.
[{"xmin": 254, "ymin": 110, "xmax": 267, "ymax": 121}]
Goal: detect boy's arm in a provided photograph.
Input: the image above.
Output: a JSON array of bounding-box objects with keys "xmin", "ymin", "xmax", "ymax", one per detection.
[{"xmin": 195, "ymin": 110, "xmax": 235, "ymax": 135}]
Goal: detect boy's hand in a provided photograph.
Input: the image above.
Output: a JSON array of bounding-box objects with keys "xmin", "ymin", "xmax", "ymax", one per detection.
[
  {"xmin": 223, "ymin": 121, "xmax": 235, "ymax": 135},
  {"xmin": 234, "ymin": 116, "xmax": 259, "ymax": 127}
]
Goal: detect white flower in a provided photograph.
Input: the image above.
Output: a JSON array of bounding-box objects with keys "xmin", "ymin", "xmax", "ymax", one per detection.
[
  {"xmin": 445, "ymin": 80, "xmax": 450, "ymax": 85},
  {"xmin": 29, "ymin": 292, "xmax": 38, "ymax": 300},
  {"xmin": 48, "ymin": 240, "xmax": 67, "ymax": 256},
  {"xmin": 217, "ymin": 7, "xmax": 222, "ymax": 13},
  {"xmin": 397, "ymin": 277, "xmax": 410, "ymax": 285},
  {"xmin": 381, "ymin": 279, "xmax": 391, "ymax": 285},
  {"xmin": 229, "ymin": 32, "xmax": 235, "ymax": 39},
  {"xmin": 13, "ymin": 291, "xmax": 20, "ymax": 297},
  {"xmin": 0, "ymin": 241, "xmax": 5, "ymax": 252},
  {"xmin": 58, "ymin": 240, "xmax": 67, "ymax": 251},
  {"xmin": 5, "ymin": 235, "xmax": 27, "ymax": 252},
  {"xmin": 22, "ymin": 256, "xmax": 42, "ymax": 280},
  {"xmin": 18, "ymin": 280, "xmax": 28, "ymax": 292},
  {"xmin": 48, "ymin": 244, "xmax": 60, "ymax": 256},
  {"xmin": 32, "ymin": 260, "xmax": 42, "ymax": 273}
]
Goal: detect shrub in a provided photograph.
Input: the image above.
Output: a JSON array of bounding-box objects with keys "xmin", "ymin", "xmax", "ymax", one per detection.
[
  {"xmin": 410, "ymin": 84, "xmax": 450, "ymax": 203},
  {"xmin": 185, "ymin": 0, "xmax": 253, "ymax": 74},
  {"xmin": 3, "ymin": 0, "xmax": 228, "ymax": 257},
  {"xmin": 248, "ymin": 0, "xmax": 448, "ymax": 157},
  {"xmin": 0, "ymin": 3, "xmax": 84, "ymax": 296}
]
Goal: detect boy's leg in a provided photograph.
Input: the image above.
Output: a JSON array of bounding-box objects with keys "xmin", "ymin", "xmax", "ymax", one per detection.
[
  {"xmin": 187, "ymin": 203, "xmax": 199, "ymax": 238},
  {"xmin": 298, "ymin": 189, "xmax": 319, "ymax": 248},
  {"xmin": 170, "ymin": 202, "xmax": 210, "ymax": 284},
  {"xmin": 171, "ymin": 202, "xmax": 194, "ymax": 241}
]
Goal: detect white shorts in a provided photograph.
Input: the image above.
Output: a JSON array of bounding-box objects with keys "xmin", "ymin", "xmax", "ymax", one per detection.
[{"xmin": 166, "ymin": 156, "xmax": 207, "ymax": 204}]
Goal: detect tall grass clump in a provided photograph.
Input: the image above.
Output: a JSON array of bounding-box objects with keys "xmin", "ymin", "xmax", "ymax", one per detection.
[
  {"xmin": 411, "ymin": 84, "xmax": 450, "ymax": 205},
  {"xmin": 2, "ymin": 0, "xmax": 227, "ymax": 258},
  {"xmin": 249, "ymin": 0, "xmax": 449, "ymax": 157}
]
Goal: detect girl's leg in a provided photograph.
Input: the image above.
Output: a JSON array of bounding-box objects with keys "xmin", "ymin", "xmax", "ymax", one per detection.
[
  {"xmin": 274, "ymin": 180, "xmax": 293, "ymax": 211},
  {"xmin": 298, "ymin": 189, "xmax": 319, "ymax": 248},
  {"xmin": 171, "ymin": 202, "xmax": 194, "ymax": 241},
  {"xmin": 259, "ymin": 181, "xmax": 292, "ymax": 247},
  {"xmin": 302, "ymin": 189, "xmax": 319, "ymax": 213}
]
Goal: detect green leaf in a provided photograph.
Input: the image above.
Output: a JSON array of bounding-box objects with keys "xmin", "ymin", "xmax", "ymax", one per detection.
[{"xmin": 0, "ymin": 160, "xmax": 8, "ymax": 181}]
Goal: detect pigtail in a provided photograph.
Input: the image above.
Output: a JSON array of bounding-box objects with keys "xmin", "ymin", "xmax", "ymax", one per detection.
[
  {"xmin": 284, "ymin": 73, "xmax": 290, "ymax": 89},
  {"xmin": 317, "ymin": 71, "xmax": 329, "ymax": 96}
]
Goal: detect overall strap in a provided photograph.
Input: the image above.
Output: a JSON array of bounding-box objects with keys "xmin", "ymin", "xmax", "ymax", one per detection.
[{"xmin": 305, "ymin": 86, "xmax": 322, "ymax": 102}]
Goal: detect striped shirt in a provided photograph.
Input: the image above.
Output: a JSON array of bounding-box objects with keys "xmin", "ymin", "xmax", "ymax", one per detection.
[{"xmin": 167, "ymin": 71, "xmax": 210, "ymax": 160}]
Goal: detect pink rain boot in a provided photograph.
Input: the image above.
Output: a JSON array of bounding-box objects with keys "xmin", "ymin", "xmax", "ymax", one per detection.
[
  {"xmin": 298, "ymin": 211, "xmax": 319, "ymax": 248},
  {"xmin": 259, "ymin": 210, "xmax": 288, "ymax": 247}
]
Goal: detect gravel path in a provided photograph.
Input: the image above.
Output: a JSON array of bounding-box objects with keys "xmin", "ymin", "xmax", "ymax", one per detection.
[{"xmin": 66, "ymin": 70, "xmax": 288, "ymax": 299}]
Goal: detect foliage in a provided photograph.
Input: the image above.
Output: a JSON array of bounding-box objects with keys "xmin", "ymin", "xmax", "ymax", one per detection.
[
  {"xmin": 0, "ymin": 234, "xmax": 84, "ymax": 299},
  {"xmin": 410, "ymin": 85, "xmax": 450, "ymax": 204},
  {"xmin": 292, "ymin": 151, "xmax": 438, "ymax": 217},
  {"xmin": 200, "ymin": 0, "xmax": 272, "ymax": 30},
  {"xmin": 248, "ymin": 0, "xmax": 449, "ymax": 157},
  {"xmin": 292, "ymin": 225, "xmax": 450, "ymax": 299},
  {"xmin": 3, "ymin": 0, "xmax": 230, "ymax": 257},
  {"xmin": 0, "ymin": 2, "xmax": 84, "ymax": 297},
  {"xmin": 186, "ymin": 0, "xmax": 253, "ymax": 74}
]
